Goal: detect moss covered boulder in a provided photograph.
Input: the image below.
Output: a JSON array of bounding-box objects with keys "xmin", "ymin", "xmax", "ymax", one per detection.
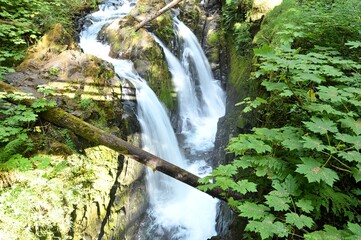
[
  {"xmin": 2, "ymin": 23, "xmax": 146, "ymax": 239},
  {"xmin": 98, "ymin": 0, "xmax": 175, "ymax": 110}
]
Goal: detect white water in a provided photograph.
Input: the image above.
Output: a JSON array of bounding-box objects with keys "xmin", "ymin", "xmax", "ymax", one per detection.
[{"xmin": 79, "ymin": 1, "xmax": 225, "ymax": 239}]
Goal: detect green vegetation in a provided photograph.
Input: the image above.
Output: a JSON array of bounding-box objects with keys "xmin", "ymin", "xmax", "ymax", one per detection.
[
  {"xmin": 0, "ymin": 92, "xmax": 56, "ymax": 165},
  {"xmin": 200, "ymin": 0, "xmax": 361, "ymax": 238},
  {"xmin": 0, "ymin": 0, "xmax": 97, "ymax": 80}
]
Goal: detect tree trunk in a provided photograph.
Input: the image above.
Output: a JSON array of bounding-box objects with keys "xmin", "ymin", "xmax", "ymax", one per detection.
[
  {"xmin": 135, "ymin": 0, "xmax": 183, "ymax": 31},
  {"xmin": 0, "ymin": 81, "xmax": 238, "ymax": 202}
]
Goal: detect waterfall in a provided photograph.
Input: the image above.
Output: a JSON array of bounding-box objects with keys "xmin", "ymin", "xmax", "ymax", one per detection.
[{"xmin": 79, "ymin": 1, "xmax": 225, "ymax": 239}]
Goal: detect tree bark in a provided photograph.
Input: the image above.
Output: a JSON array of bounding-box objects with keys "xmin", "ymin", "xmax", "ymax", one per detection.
[
  {"xmin": 0, "ymin": 81, "xmax": 238, "ymax": 202},
  {"xmin": 134, "ymin": 0, "xmax": 183, "ymax": 31}
]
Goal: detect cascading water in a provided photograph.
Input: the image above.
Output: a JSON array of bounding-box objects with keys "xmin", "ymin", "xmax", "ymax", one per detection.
[{"xmin": 79, "ymin": 1, "xmax": 225, "ymax": 239}]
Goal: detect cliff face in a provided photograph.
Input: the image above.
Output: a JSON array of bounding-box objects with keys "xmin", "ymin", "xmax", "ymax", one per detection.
[{"xmin": 1, "ymin": 23, "xmax": 147, "ymax": 239}]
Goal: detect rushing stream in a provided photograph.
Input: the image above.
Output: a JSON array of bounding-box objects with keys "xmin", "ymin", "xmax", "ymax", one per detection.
[{"xmin": 79, "ymin": 0, "xmax": 225, "ymax": 239}]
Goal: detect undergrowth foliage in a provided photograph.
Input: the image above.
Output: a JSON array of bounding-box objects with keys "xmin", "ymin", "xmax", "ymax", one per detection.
[
  {"xmin": 200, "ymin": 42, "xmax": 361, "ymax": 239},
  {"xmin": 0, "ymin": 0, "xmax": 96, "ymax": 79},
  {"xmin": 199, "ymin": 0, "xmax": 360, "ymax": 238},
  {"xmin": 0, "ymin": 91, "xmax": 56, "ymax": 170}
]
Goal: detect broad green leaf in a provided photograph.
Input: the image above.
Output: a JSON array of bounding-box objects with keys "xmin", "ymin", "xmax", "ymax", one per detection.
[
  {"xmin": 280, "ymin": 89, "xmax": 293, "ymax": 97},
  {"xmin": 233, "ymin": 158, "xmax": 252, "ymax": 169},
  {"xmin": 283, "ymin": 175, "xmax": 301, "ymax": 197},
  {"xmin": 338, "ymin": 151, "xmax": 361, "ymax": 163},
  {"xmin": 317, "ymin": 86, "xmax": 346, "ymax": 103},
  {"xmin": 246, "ymin": 215, "xmax": 289, "ymax": 239},
  {"xmin": 237, "ymin": 202, "xmax": 270, "ymax": 220},
  {"xmin": 227, "ymin": 135, "xmax": 272, "ymax": 155},
  {"xmin": 280, "ymin": 127, "xmax": 303, "ymax": 151},
  {"xmin": 296, "ymin": 199, "xmax": 314, "ymax": 213},
  {"xmin": 296, "ymin": 157, "xmax": 339, "ymax": 186},
  {"xmin": 285, "ymin": 212, "xmax": 314, "ymax": 229},
  {"xmin": 347, "ymin": 222, "xmax": 361, "ymax": 237},
  {"xmin": 339, "ymin": 117, "xmax": 361, "ymax": 135},
  {"xmin": 233, "ymin": 180, "xmax": 257, "ymax": 194},
  {"xmin": 351, "ymin": 164, "xmax": 361, "ymax": 183},
  {"xmin": 259, "ymin": 62, "xmax": 280, "ymax": 72},
  {"xmin": 320, "ymin": 65, "xmax": 343, "ymax": 77},
  {"xmin": 254, "ymin": 45, "xmax": 275, "ymax": 58},
  {"xmin": 303, "ymin": 116, "xmax": 338, "ymax": 135},
  {"xmin": 250, "ymin": 156, "xmax": 288, "ymax": 173},
  {"xmin": 213, "ymin": 176, "xmax": 238, "ymax": 190},
  {"xmin": 335, "ymin": 133, "xmax": 361, "ymax": 150},
  {"xmin": 212, "ymin": 164, "xmax": 238, "ymax": 177},
  {"xmin": 265, "ymin": 194, "xmax": 291, "ymax": 211},
  {"xmin": 253, "ymin": 128, "xmax": 281, "ymax": 141},
  {"xmin": 304, "ymin": 103, "xmax": 345, "ymax": 116},
  {"xmin": 302, "ymin": 136, "xmax": 327, "ymax": 151},
  {"xmin": 304, "ymin": 225, "xmax": 346, "ymax": 240},
  {"xmin": 296, "ymin": 73, "xmax": 324, "ymax": 83},
  {"xmin": 261, "ymin": 81, "xmax": 288, "ymax": 91},
  {"xmin": 197, "ymin": 183, "xmax": 217, "ymax": 192},
  {"xmin": 345, "ymin": 40, "xmax": 361, "ymax": 49}
]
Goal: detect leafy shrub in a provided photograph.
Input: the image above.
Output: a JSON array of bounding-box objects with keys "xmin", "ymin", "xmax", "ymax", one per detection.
[
  {"xmin": 0, "ymin": 91, "xmax": 56, "ymax": 168},
  {"xmin": 200, "ymin": 0, "xmax": 361, "ymax": 238},
  {"xmin": 0, "ymin": 0, "xmax": 96, "ymax": 79},
  {"xmin": 200, "ymin": 41, "xmax": 361, "ymax": 240}
]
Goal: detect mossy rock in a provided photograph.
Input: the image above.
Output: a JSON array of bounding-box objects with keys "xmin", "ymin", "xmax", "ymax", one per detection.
[{"xmin": 99, "ymin": 4, "xmax": 175, "ymax": 110}]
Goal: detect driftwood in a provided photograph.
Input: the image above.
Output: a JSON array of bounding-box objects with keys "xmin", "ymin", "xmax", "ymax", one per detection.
[
  {"xmin": 0, "ymin": 81, "xmax": 238, "ymax": 202},
  {"xmin": 135, "ymin": 0, "xmax": 183, "ymax": 31}
]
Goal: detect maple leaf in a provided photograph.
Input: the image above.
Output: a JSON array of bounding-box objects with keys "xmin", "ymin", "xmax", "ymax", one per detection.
[
  {"xmin": 302, "ymin": 136, "xmax": 327, "ymax": 151},
  {"xmin": 265, "ymin": 194, "xmax": 291, "ymax": 211},
  {"xmin": 317, "ymin": 86, "xmax": 346, "ymax": 103},
  {"xmin": 303, "ymin": 116, "xmax": 338, "ymax": 135},
  {"xmin": 296, "ymin": 157, "xmax": 339, "ymax": 186},
  {"xmin": 261, "ymin": 81, "xmax": 288, "ymax": 91},
  {"xmin": 351, "ymin": 164, "xmax": 361, "ymax": 183},
  {"xmin": 296, "ymin": 199, "xmax": 314, "ymax": 213},
  {"xmin": 237, "ymin": 202, "xmax": 270, "ymax": 220},
  {"xmin": 339, "ymin": 117, "xmax": 361, "ymax": 135},
  {"xmin": 305, "ymin": 103, "xmax": 345, "ymax": 116},
  {"xmin": 212, "ymin": 164, "xmax": 238, "ymax": 177},
  {"xmin": 347, "ymin": 222, "xmax": 361, "ymax": 239},
  {"xmin": 285, "ymin": 212, "xmax": 314, "ymax": 229},
  {"xmin": 335, "ymin": 133, "xmax": 361, "ymax": 150},
  {"xmin": 246, "ymin": 215, "xmax": 289, "ymax": 239},
  {"xmin": 233, "ymin": 180, "xmax": 258, "ymax": 194},
  {"xmin": 338, "ymin": 151, "xmax": 361, "ymax": 163}
]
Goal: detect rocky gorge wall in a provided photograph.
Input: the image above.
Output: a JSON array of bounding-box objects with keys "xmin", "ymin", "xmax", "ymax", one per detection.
[
  {"xmin": 0, "ymin": 0, "xmax": 283, "ymax": 238},
  {"xmin": 1, "ymin": 23, "xmax": 148, "ymax": 239}
]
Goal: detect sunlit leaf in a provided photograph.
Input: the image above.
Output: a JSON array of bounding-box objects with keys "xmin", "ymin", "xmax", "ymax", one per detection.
[
  {"xmin": 296, "ymin": 157, "xmax": 339, "ymax": 186},
  {"xmin": 296, "ymin": 199, "xmax": 314, "ymax": 213},
  {"xmin": 233, "ymin": 180, "xmax": 257, "ymax": 194},
  {"xmin": 338, "ymin": 151, "xmax": 361, "ymax": 163},
  {"xmin": 339, "ymin": 117, "xmax": 361, "ymax": 135},
  {"xmin": 303, "ymin": 116, "xmax": 338, "ymax": 135},
  {"xmin": 302, "ymin": 136, "xmax": 327, "ymax": 151},
  {"xmin": 246, "ymin": 215, "xmax": 289, "ymax": 239},
  {"xmin": 285, "ymin": 212, "xmax": 314, "ymax": 229},
  {"xmin": 265, "ymin": 194, "xmax": 291, "ymax": 211},
  {"xmin": 238, "ymin": 202, "xmax": 270, "ymax": 220}
]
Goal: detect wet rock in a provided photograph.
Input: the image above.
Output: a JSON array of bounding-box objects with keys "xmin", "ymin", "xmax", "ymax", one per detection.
[{"xmin": 3, "ymin": 23, "xmax": 146, "ymax": 239}]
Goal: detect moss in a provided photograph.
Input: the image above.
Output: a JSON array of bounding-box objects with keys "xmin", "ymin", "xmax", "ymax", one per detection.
[
  {"xmin": 143, "ymin": 46, "xmax": 175, "ymax": 111},
  {"xmin": 253, "ymin": 0, "xmax": 299, "ymax": 47},
  {"xmin": 228, "ymin": 39, "xmax": 255, "ymax": 96},
  {"xmin": 152, "ymin": 14, "xmax": 174, "ymax": 45}
]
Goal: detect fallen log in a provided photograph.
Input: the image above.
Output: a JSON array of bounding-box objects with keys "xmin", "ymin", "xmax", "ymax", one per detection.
[
  {"xmin": 134, "ymin": 0, "xmax": 183, "ymax": 31},
  {"xmin": 0, "ymin": 81, "xmax": 238, "ymax": 202}
]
